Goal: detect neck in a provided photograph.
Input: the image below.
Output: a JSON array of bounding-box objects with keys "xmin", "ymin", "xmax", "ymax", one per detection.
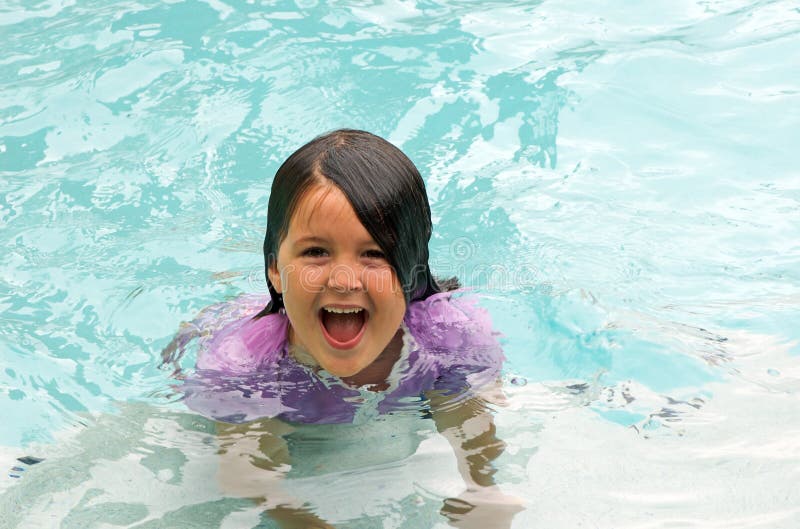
[{"xmin": 341, "ymin": 330, "xmax": 404, "ymax": 391}]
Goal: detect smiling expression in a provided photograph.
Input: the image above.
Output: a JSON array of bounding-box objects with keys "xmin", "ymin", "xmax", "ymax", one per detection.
[{"xmin": 268, "ymin": 183, "xmax": 407, "ymax": 379}]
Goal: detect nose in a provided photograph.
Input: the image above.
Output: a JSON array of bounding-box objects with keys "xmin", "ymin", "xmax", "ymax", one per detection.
[{"xmin": 327, "ymin": 262, "xmax": 363, "ymax": 292}]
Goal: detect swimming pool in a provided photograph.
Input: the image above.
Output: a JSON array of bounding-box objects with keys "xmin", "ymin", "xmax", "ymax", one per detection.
[{"xmin": 2, "ymin": 0, "xmax": 799, "ymax": 527}]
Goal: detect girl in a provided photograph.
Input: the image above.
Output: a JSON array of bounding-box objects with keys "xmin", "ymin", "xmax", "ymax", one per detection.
[{"xmin": 163, "ymin": 129, "xmax": 523, "ymax": 528}]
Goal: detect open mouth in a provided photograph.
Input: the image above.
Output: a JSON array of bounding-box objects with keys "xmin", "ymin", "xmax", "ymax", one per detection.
[{"xmin": 319, "ymin": 306, "xmax": 368, "ymax": 349}]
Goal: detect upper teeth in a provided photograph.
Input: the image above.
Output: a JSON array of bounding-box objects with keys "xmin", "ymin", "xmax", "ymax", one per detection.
[{"xmin": 323, "ymin": 307, "xmax": 363, "ymax": 314}]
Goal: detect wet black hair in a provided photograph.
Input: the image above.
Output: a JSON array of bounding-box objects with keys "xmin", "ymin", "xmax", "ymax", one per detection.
[{"xmin": 255, "ymin": 129, "xmax": 457, "ymax": 317}]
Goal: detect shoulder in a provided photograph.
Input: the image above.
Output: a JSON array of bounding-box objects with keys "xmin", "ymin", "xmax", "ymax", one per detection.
[
  {"xmin": 404, "ymin": 291, "xmax": 501, "ymax": 351},
  {"xmin": 404, "ymin": 291, "xmax": 505, "ymax": 390},
  {"xmin": 191, "ymin": 294, "xmax": 289, "ymax": 373}
]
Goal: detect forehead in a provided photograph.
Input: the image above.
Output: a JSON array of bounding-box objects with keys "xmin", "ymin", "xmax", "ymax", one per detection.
[{"xmin": 287, "ymin": 184, "xmax": 367, "ymax": 238}]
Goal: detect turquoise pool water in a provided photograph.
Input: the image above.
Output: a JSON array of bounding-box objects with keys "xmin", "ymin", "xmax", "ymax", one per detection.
[{"xmin": 2, "ymin": 1, "xmax": 799, "ymax": 527}]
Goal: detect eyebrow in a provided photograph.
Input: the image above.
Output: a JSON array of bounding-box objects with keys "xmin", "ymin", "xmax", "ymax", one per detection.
[
  {"xmin": 293, "ymin": 236, "xmax": 329, "ymax": 246},
  {"xmin": 292, "ymin": 235, "xmax": 379, "ymax": 247}
]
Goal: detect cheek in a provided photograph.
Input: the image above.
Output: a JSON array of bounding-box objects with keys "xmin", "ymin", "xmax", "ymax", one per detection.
[
  {"xmin": 294, "ymin": 264, "xmax": 325, "ymax": 293},
  {"xmin": 367, "ymin": 269, "xmax": 406, "ymax": 320},
  {"xmin": 279, "ymin": 264, "xmax": 327, "ymax": 298},
  {"xmin": 363, "ymin": 266, "xmax": 402, "ymax": 295}
]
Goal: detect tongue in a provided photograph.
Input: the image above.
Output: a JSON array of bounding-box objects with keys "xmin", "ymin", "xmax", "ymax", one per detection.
[{"xmin": 322, "ymin": 311, "xmax": 365, "ymax": 343}]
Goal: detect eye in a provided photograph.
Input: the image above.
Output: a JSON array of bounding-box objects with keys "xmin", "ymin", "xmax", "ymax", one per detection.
[
  {"xmin": 362, "ymin": 249, "xmax": 387, "ymax": 260},
  {"xmin": 301, "ymin": 246, "xmax": 328, "ymax": 258}
]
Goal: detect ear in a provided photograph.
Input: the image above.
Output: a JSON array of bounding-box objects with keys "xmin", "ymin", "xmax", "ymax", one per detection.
[{"xmin": 268, "ymin": 262, "xmax": 283, "ymax": 294}]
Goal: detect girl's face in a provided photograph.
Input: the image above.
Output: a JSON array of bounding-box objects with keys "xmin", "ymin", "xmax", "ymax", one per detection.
[{"xmin": 268, "ymin": 184, "xmax": 407, "ymax": 379}]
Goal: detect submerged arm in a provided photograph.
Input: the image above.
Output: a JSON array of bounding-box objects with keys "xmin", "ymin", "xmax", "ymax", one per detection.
[
  {"xmin": 216, "ymin": 418, "xmax": 336, "ymax": 529},
  {"xmin": 428, "ymin": 384, "xmax": 524, "ymax": 528}
]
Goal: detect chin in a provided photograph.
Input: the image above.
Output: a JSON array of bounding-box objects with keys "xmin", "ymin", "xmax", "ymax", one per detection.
[
  {"xmin": 330, "ymin": 353, "xmax": 370, "ymax": 374},
  {"xmin": 333, "ymin": 368, "xmax": 361, "ymax": 378}
]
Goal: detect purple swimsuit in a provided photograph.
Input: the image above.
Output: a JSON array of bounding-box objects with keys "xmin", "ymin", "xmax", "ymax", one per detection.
[{"xmin": 177, "ymin": 291, "xmax": 504, "ymax": 424}]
